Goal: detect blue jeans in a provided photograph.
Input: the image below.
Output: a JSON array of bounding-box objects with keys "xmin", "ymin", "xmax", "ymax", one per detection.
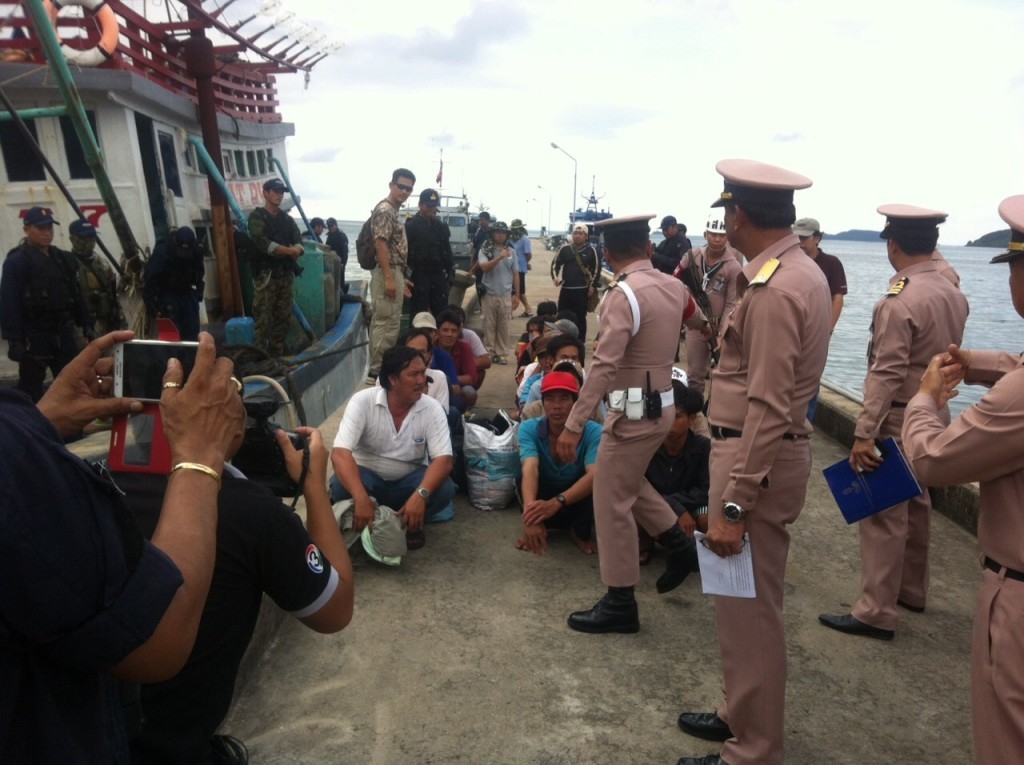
[{"xmin": 330, "ymin": 465, "xmax": 456, "ymax": 522}]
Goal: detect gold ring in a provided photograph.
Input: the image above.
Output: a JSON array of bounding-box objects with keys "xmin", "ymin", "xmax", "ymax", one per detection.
[
  {"xmin": 162, "ymin": 381, "xmax": 183, "ymax": 390},
  {"xmin": 230, "ymin": 376, "xmax": 243, "ymax": 394}
]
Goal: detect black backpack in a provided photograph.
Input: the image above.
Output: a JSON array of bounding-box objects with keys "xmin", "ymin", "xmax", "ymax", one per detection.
[{"xmin": 355, "ymin": 215, "xmax": 377, "ymax": 270}]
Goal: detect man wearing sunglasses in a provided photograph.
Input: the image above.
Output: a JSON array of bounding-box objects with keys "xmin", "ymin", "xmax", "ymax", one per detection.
[{"xmin": 367, "ymin": 168, "xmax": 415, "ymax": 382}]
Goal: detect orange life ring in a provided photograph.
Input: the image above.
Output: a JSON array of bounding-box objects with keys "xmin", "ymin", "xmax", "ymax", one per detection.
[{"xmin": 43, "ymin": 0, "xmax": 119, "ymax": 67}]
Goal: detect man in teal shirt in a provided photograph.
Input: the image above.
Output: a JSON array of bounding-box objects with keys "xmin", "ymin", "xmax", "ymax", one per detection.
[{"xmin": 516, "ymin": 370, "xmax": 601, "ymax": 555}]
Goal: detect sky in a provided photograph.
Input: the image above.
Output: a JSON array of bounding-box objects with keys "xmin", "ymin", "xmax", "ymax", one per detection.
[{"xmin": 223, "ymin": 0, "xmax": 1024, "ymax": 244}]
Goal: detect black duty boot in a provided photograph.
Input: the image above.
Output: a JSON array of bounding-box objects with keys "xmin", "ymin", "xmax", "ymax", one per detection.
[
  {"xmin": 656, "ymin": 524, "xmax": 699, "ymax": 593},
  {"xmin": 567, "ymin": 586, "xmax": 639, "ymax": 634}
]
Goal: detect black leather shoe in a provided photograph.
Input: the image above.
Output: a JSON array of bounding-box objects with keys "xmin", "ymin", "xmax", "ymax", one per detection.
[
  {"xmin": 818, "ymin": 613, "xmax": 894, "ymax": 640},
  {"xmin": 656, "ymin": 526, "xmax": 699, "ymax": 593},
  {"xmin": 897, "ymin": 599, "xmax": 925, "ymax": 613},
  {"xmin": 677, "ymin": 712, "xmax": 733, "ymax": 742},
  {"xmin": 567, "ymin": 594, "xmax": 639, "ymax": 634},
  {"xmin": 676, "ymin": 756, "xmax": 727, "ymax": 765}
]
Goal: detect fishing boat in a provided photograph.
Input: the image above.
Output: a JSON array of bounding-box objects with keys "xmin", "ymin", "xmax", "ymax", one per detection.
[{"xmin": 0, "ymin": 0, "xmax": 367, "ymax": 426}]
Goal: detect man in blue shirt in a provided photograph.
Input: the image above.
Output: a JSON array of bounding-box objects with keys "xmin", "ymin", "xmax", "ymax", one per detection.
[
  {"xmin": 516, "ymin": 370, "xmax": 601, "ymax": 555},
  {"xmin": 511, "ymin": 218, "xmax": 534, "ymax": 317}
]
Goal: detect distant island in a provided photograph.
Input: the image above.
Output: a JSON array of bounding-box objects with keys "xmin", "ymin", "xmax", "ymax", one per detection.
[
  {"xmin": 826, "ymin": 229, "xmax": 879, "ymax": 242},
  {"xmin": 825, "ymin": 228, "xmax": 1012, "ymax": 248},
  {"xmin": 965, "ymin": 229, "xmax": 1011, "ymax": 248}
]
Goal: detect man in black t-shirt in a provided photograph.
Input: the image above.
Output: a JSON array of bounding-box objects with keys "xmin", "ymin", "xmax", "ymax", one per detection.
[{"xmin": 122, "ymin": 427, "xmax": 354, "ymax": 765}]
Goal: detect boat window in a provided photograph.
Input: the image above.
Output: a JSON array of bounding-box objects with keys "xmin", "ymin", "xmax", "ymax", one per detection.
[
  {"xmin": 234, "ymin": 150, "xmax": 245, "ymax": 178},
  {"xmin": 59, "ymin": 112, "xmax": 98, "ymax": 180},
  {"xmin": 0, "ymin": 119, "xmax": 45, "ymax": 182},
  {"xmin": 257, "ymin": 150, "xmax": 267, "ymax": 175},
  {"xmin": 157, "ymin": 131, "xmax": 183, "ymax": 198},
  {"xmin": 444, "ymin": 215, "xmax": 467, "ymax": 228},
  {"xmin": 222, "ymin": 151, "xmax": 233, "ymax": 177},
  {"xmin": 246, "ymin": 150, "xmax": 256, "ymax": 177}
]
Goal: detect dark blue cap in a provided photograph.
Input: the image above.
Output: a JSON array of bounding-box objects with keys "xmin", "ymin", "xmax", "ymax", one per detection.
[
  {"xmin": 23, "ymin": 206, "xmax": 58, "ymax": 226},
  {"xmin": 69, "ymin": 219, "xmax": 97, "ymax": 237},
  {"xmin": 263, "ymin": 178, "xmax": 288, "ymax": 192}
]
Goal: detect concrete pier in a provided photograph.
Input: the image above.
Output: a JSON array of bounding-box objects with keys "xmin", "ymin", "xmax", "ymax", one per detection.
[{"xmin": 220, "ymin": 242, "xmax": 981, "ymax": 764}]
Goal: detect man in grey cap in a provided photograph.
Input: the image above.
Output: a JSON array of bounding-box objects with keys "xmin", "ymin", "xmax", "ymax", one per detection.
[
  {"xmin": 677, "ymin": 159, "xmax": 830, "ymax": 765},
  {"xmin": 793, "ymin": 217, "xmax": 846, "ymax": 332}
]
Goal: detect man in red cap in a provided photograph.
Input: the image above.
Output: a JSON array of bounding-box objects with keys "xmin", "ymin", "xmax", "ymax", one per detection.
[
  {"xmin": 901, "ymin": 194, "xmax": 1024, "ymax": 765},
  {"xmin": 1, "ymin": 206, "xmax": 94, "ymax": 401},
  {"xmin": 517, "ymin": 370, "xmax": 601, "ymax": 555}
]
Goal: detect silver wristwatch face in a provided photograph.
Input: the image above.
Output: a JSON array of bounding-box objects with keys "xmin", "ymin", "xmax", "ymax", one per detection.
[
  {"xmin": 723, "ymin": 502, "xmax": 746, "ymax": 523},
  {"xmin": 417, "ymin": 487, "xmax": 430, "ymax": 499}
]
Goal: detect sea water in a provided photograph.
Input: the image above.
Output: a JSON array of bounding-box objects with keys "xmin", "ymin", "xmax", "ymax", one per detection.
[
  {"xmin": 337, "ymin": 221, "xmax": 1019, "ymax": 417},
  {"xmin": 822, "ymin": 240, "xmax": 1018, "ymax": 416}
]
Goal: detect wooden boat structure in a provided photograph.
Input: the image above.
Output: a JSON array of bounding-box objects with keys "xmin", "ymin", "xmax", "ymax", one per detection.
[{"xmin": 0, "ymin": 0, "xmax": 367, "ymax": 428}]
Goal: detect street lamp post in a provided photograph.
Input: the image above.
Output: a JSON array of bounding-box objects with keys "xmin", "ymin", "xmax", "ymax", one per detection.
[
  {"xmin": 550, "ymin": 142, "xmax": 577, "ymax": 228},
  {"xmin": 536, "ymin": 184, "xmax": 552, "ymax": 234}
]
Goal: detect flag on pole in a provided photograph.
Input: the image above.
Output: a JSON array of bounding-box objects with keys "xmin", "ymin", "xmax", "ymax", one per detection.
[{"xmin": 435, "ymin": 157, "xmax": 443, "ymax": 185}]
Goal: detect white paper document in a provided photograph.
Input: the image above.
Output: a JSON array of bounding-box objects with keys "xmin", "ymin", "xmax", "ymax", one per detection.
[{"xmin": 695, "ymin": 531, "xmax": 756, "ymax": 598}]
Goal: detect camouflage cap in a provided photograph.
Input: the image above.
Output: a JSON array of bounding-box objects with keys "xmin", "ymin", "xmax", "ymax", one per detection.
[{"xmin": 490, "ymin": 221, "xmax": 510, "ymax": 234}]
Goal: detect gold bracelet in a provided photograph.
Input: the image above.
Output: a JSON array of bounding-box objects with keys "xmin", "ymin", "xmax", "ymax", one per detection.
[{"xmin": 171, "ymin": 462, "xmax": 222, "ymax": 487}]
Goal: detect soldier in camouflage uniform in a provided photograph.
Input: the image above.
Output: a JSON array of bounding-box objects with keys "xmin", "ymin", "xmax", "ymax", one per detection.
[
  {"xmin": 69, "ymin": 219, "xmax": 124, "ymax": 336},
  {"xmin": 248, "ymin": 178, "xmax": 303, "ymax": 356},
  {"xmin": 367, "ymin": 167, "xmax": 415, "ymax": 380}
]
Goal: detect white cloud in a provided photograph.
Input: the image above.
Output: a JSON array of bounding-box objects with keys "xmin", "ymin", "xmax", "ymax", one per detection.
[{"xmin": 263, "ymin": 0, "xmax": 1024, "ymax": 242}]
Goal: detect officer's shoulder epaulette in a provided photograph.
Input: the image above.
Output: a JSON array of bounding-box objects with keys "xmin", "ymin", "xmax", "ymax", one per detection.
[
  {"xmin": 886, "ymin": 277, "xmax": 909, "ymax": 297},
  {"xmin": 749, "ymin": 258, "xmax": 781, "ymax": 287}
]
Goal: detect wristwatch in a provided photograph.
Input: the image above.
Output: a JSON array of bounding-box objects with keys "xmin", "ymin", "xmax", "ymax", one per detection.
[
  {"xmin": 723, "ymin": 502, "xmax": 747, "ymax": 524},
  {"xmin": 556, "ymin": 494, "xmax": 567, "ymax": 506},
  {"xmin": 416, "ymin": 487, "xmax": 431, "ymax": 500}
]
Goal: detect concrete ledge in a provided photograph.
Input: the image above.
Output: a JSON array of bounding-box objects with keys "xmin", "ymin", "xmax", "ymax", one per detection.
[{"xmin": 814, "ymin": 387, "xmax": 980, "ymax": 535}]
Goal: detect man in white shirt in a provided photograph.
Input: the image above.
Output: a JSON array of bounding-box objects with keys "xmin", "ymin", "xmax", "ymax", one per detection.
[{"xmin": 331, "ymin": 346, "xmax": 455, "ymax": 549}]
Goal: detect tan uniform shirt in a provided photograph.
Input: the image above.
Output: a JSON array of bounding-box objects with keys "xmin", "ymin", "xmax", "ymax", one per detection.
[
  {"xmin": 854, "ymin": 261, "xmax": 969, "ymax": 440},
  {"xmin": 903, "ymin": 351, "xmax": 1024, "ymax": 570},
  {"xmin": 932, "ymin": 249, "xmax": 960, "ymax": 288},
  {"xmin": 708, "ymin": 234, "xmax": 831, "ymax": 510},
  {"xmin": 566, "ymin": 259, "xmax": 697, "ymax": 433},
  {"xmin": 676, "ymin": 245, "xmax": 743, "ymax": 334}
]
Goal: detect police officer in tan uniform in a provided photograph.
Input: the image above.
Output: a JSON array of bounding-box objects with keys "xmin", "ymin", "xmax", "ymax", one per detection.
[
  {"xmin": 676, "ymin": 160, "xmax": 831, "ymax": 765},
  {"xmin": 555, "ymin": 215, "xmax": 710, "ymax": 634},
  {"xmin": 901, "ymin": 194, "xmax": 1024, "ymax": 765},
  {"xmin": 819, "ymin": 205, "xmax": 969, "ymax": 640}
]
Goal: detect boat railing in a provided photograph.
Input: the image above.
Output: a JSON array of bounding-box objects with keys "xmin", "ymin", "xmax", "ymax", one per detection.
[{"xmin": 0, "ymin": 1, "xmax": 283, "ymax": 124}]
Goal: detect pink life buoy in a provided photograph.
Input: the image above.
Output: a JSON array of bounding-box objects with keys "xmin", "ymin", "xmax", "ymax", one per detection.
[{"xmin": 43, "ymin": 0, "xmax": 119, "ymax": 67}]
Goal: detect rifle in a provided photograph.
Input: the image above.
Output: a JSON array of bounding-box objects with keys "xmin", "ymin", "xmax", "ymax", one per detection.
[{"xmin": 682, "ymin": 250, "xmax": 720, "ymax": 366}]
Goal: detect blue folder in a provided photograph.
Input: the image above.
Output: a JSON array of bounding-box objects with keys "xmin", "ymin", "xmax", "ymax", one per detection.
[{"xmin": 822, "ymin": 437, "xmax": 924, "ymax": 524}]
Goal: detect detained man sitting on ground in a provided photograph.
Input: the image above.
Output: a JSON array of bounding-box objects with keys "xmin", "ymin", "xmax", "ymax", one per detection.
[
  {"xmin": 435, "ymin": 309, "xmax": 479, "ymax": 412},
  {"xmin": 386, "ymin": 326, "xmax": 451, "ymax": 415},
  {"xmin": 122, "ymin": 426, "xmax": 354, "ymax": 765},
  {"xmin": 331, "ymin": 346, "xmax": 456, "ymax": 549},
  {"xmin": 517, "ymin": 370, "xmax": 602, "ymax": 555},
  {"xmin": 637, "ymin": 380, "xmax": 711, "ymax": 565},
  {"xmin": 523, "ymin": 333, "xmax": 586, "ymax": 406}
]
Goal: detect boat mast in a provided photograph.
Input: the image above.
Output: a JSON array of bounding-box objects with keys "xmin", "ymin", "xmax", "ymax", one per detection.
[
  {"xmin": 182, "ymin": 26, "xmax": 243, "ymax": 318},
  {"xmin": 22, "ymin": 0, "xmax": 144, "ymax": 280}
]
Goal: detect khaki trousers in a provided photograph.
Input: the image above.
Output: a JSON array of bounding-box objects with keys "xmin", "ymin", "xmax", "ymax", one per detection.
[
  {"xmin": 712, "ymin": 436, "xmax": 810, "ymax": 765},
  {"xmin": 368, "ymin": 268, "xmax": 403, "ymax": 374},
  {"xmin": 592, "ymin": 408, "xmax": 677, "ymax": 587},
  {"xmin": 482, "ymin": 294, "xmax": 511, "ymax": 357},
  {"xmin": 972, "ymin": 569, "xmax": 1024, "ymax": 765}
]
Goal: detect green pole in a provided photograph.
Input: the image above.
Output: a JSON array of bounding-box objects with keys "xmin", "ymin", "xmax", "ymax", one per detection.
[{"xmin": 22, "ymin": 0, "xmax": 144, "ymax": 277}]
